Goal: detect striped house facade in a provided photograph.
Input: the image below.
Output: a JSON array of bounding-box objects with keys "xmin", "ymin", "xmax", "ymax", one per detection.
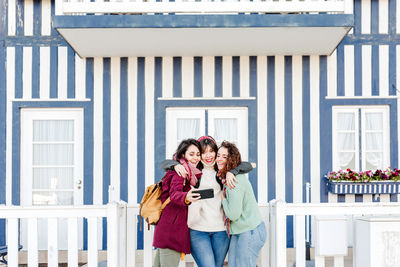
[{"xmin": 0, "ymin": 0, "xmax": 400, "ymax": 249}]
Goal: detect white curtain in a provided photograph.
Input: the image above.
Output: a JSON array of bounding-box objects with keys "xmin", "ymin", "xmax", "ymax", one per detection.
[
  {"xmin": 214, "ymin": 118, "xmax": 238, "ymax": 145},
  {"xmin": 336, "ymin": 113, "xmax": 356, "ymax": 170},
  {"xmin": 364, "ymin": 112, "xmax": 384, "ymax": 170},
  {"xmin": 177, "ymin": 118, "xmax": 200, "ymax": 147},
  {"xmin": 32, "ymin": 120, "xmax": 74, "ymax": 205}
]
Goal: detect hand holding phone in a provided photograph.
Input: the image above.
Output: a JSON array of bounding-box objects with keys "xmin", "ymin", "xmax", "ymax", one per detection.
[{"xmin": 192, "ymin": 188, "xmax": 214, "ymax": 200}]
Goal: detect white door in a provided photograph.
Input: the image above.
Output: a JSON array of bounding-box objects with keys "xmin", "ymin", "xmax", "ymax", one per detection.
[
  {"xmin": 20, "ymin": 108, "xmax": 84, "ymax": 250},
  {"xmin": 166, "ymin": 107, "xmax": 248, "ymax": 160}
]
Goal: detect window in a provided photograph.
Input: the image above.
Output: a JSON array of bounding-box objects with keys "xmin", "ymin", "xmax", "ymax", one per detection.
[
  {"xmin": 332, "ymin": 106, "xmax": 390, "ymax": 171},
  {"xmin": 166, "ymin": 107, "xmax": 248, "ymax": 160}
]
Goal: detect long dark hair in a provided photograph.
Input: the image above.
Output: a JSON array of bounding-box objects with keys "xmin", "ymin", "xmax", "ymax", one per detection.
[
  {"xmin": 174, "ymin": 138, "xmax": 201, "ymax": 161},
  {"xmin": 197, "ymin": 136, "xmax": 218, "ymax": 172},
  {"xmin": 217, "ymin": 141, "xmax": 242, "ymax": 179}
]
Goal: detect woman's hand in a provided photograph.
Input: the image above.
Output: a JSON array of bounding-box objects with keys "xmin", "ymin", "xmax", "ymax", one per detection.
[
  {"xmin": 186, "ymin": 186, "xmax": 200, "ymax": 203},
  {"xmin": 225, "ymin": 172, "xmax": 238, "ymax": 189},
  {"xmin": 174, "ymin": 164, "xmax": 188, "ymax": 178}
]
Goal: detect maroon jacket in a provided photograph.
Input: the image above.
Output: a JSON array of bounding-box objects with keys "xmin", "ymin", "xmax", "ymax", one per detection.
[{"xmin": 153, "ymin": 170, "xmax": 201, "ymax": 254}]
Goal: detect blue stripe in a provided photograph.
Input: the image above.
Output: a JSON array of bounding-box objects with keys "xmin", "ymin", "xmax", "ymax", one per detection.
[
  {"xmin": 371, "ymin": 45, "xmax": 379, "ymax": 96},
  {"xmin": 53, "ymin": 14, "xmax": 354, "ymax": 28},
  {"xmin": 67, "ymin": 46, "xmax": 75, "ymax": 98},
  {"xmin": 389, "ymin": 0, "xmax": 396, "ymax": 35},
  {"xmin": 173, "ymin": 57, "xmax": 182, "ymax": 97},
  {"xmin": 0, "ymin": 0, "xmax": 6, "ymax": 212},
  {"xmin": 389, "ymin": 45, "xmax": 396, "ymax": 96},
  {"xmin": 0, "ymin": 0, "xmax": 6, "ymax": 242},
  {"xmin": 33, "ymin": 0, "xmax": 41, "ymax": 36},
  {"xmin": 205, "ymin": 110, "xmax": 209, "ymax": 135},
  {"xmin": 102, "ymin": 58, "xmax": 111, "ymax": 250},
  {"xmin": 319, "ymin": 56, "xmax": 329, "ymax": 203},
  {"xmin": 154, "ymin": 57, "xmax": 164, "ymax": 182},
  {"xmin": 194, "ymin": 57, "xmax": 202, "ymax": 97},
  {"xmin": 102, "ymin": 58, "xmax": 111, "ymax": 206},
  {"xmin": 4, "ymin": 36, "xmax": 67, "ymax": 46},
  {"xmin": 371, "ymin": 0, "xmax": 379, "ymax": 34},
  {"xmin": 353, "ymin": 0, "xmax": 361, "ymax": 35},
  {"xmin": 354, "ymin": 44, "xmax": 362, "ymax": 96},
  {"xmin": 85, "ymin": 58, "xmax": 94, "ymax": 206},
  {"xmin": 32, "ymin": 46, "xmax": 40, "ymax": 98},
  {"xmin": 232, "ymin": 56, "xmax": 240, "ymax": 97},
  {"xmin": 249, "ymin": 56, "xmax": 257, "ymax": 97},
  {"xmin": 214, "ymin": 56, "xmax": 222, "ymax": 97},
  {"xmin": 285, "ymin": 56, "xmax": 293, "ymax": 248},
  {"xmin": 120, "ymin": 58, "xmax": 128, "ymax": 202},
  {"xmin": 83, "ymin": 219, "xmax": 88, "ymax": 250},
  {"xmin": 137, "ymin": 57, "xmax": 145, "ymax": 250},
  {"xmin": 302, "ymin": 56, "xmax": 310, "ymax": 203},
  {"xmin": 15, "ymin": 46, "xmax": 23, "ymax": 98},
  {"xmin": 336, "ymin": 44, "xmax": 344, "ymax": 96},
  {"xmin": 355, "ymin": 194, "xmax": 363, "ymax": 202},
  {"xmin": 50, "ymin": 47, "xmax": 58, "ymax": 98},
  {"xmin": 16, "ymin": 0, "xmax": 24, "ymax": 36},
  {"xmin": 285, "ymin": 56, "xmax": 293, "ymax": 205},
  {"xmin": 267, "ymin": 56, "xmax": 275, "ymax": 201},
  {"xmin": 342, "ymin": 35, "xmax": 400, "ymax": 45},
  {"xmin": 390, "ymin": 102, "xmax": 398, "ymax": 169}
]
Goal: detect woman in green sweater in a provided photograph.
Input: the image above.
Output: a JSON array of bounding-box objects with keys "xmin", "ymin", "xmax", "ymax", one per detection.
[{"xmin": 217, "ymin": 141, "xmax": 266, "ymax": 267}]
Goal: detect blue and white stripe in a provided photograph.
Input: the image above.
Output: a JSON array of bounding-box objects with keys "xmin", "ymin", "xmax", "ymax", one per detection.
[{"xmin": 1, "ymin": 0, "xmax": 400, "ymax": 248}]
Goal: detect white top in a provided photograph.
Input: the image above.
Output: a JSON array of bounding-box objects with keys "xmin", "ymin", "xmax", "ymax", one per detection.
[{"xmin": 187, "ymin": 163, "xmax": 226, "ymax": 232}]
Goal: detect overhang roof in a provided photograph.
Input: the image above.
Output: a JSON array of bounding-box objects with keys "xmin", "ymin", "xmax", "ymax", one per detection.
[{"xmin": 53, "ymin": 14, "xmax": 353, "ymax": 57}]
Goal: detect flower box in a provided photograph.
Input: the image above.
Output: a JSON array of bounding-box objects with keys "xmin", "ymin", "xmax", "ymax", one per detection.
[{"xmin": 325, "ymin": 178, "xmax": 400, "ymax": 194}]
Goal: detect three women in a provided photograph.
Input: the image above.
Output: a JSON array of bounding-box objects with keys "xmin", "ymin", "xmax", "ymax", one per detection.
[{"xmin": 153, "ymin": 137, "xmax": 265, "ymax": 267}]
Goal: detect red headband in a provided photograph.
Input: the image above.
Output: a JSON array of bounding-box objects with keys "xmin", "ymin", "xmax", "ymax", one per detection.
[{"xmin": 197, "ymin": 136, "xmax": 216, "ymax": 144}]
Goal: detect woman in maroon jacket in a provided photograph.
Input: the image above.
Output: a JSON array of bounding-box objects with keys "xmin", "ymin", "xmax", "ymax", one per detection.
[{"xmin": 153, "ymin": 138, "xmax": 202, "ymax": 267}]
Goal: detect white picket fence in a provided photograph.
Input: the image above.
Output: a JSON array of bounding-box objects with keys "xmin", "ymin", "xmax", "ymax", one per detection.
[
  {"xmin": 54, "ymin": 0, "xmax": 353, "ymax": 16},
  {"xmin": 2, "ymin": 200, "xmax": 400, "ymax": 266}
]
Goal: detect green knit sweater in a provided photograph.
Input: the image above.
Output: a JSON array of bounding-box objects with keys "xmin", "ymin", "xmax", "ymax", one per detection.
[{"xmin": 221, "ymin": 174, "xmax": 262, "ymax": 235}]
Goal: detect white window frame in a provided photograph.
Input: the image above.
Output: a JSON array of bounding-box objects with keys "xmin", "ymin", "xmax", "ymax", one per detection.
[
  {"xmin": 165, "ymin": 107, "xmax": 248, "ymax": 160},
  {"xmin": 332, "ymin": 105, "xmax": 390, "ymax": 171}
]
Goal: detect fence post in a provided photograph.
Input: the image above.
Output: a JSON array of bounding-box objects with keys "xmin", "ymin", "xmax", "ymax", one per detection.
[
  {"xmin": 269, "ymin": 200, "xmax": 287, "ymax": 267},
  {"xmin": 107, "ymin": 202, "xmax": 121, "ymax": 267}
]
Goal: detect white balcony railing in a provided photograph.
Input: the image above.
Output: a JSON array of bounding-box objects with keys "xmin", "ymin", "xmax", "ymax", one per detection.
[
  {"xmin": 3, "ymin": 200, "xmax": 400, "ymax": 266},
  {"xmin": 55, "ymin": 0, "xmax": 354, "ymax": 16}
]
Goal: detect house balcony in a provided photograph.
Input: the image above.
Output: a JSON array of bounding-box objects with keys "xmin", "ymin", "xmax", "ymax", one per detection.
[{"xmin": 53, "ymin": 0, "xmax": 354, "ymax": 57}]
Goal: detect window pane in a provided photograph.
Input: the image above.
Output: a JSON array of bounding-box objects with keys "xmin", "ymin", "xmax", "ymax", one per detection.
[
  {"xmin": 337, "ymin": 152, "xmax": 356, "ymax": 170},
  {"xmin": 338, "ymin": 133, "xmax": 355, "ymax": 150},
  {"xmin": 33, "ymin": 120, "xmax": 74, "ymax": 142},
  {"xmin": 177, "ymin": 119, "xmax": 200, "ymax": 140},
  {"xmin": 33, "ymin": 144, "xmax": 74, "ymax": 165},
  {"xmin": 365, "ymin": 133, "xmax": 383, "ymax": 150},
  {"xmin": 214, "ymin": 119, "xmax": 238, "ymax": 144},
  {"xmin": 32, "ymin": 191, "xmax": 73, "ymax": 205},
  {"xmin": 337, "ymin": 113, "xmax": 355, "ymax": 130},
  {"xmin": 33, "ymin": 167, "xmax": 74, "ymax": 190},
  {"xmin": 365, "ymin": 152, "xmax": 383, "ymax": 170},
  {"xmin": 365, "ymin": 113, "xmax": 383, "ymax": 130}
]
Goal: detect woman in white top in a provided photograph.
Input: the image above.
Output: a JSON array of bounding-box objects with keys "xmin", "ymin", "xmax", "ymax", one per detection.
[{"xmin": 162, "ymin": 136, "xmax": 252, "ymax": 267}]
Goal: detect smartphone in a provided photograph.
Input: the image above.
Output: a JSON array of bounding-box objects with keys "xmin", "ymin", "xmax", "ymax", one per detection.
[{"xmin": 192, "ymin": 188, "xmax": 214, "ymax": 200}]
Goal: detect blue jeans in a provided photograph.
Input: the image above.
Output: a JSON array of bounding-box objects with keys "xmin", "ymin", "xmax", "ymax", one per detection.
[
  {"xmin": 190, "ymin": 229, "xmax": 230, "ymax": 267},
  {"xmin": 228, "ymin": 222, "xmax": 267, "ymax": 267}
]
